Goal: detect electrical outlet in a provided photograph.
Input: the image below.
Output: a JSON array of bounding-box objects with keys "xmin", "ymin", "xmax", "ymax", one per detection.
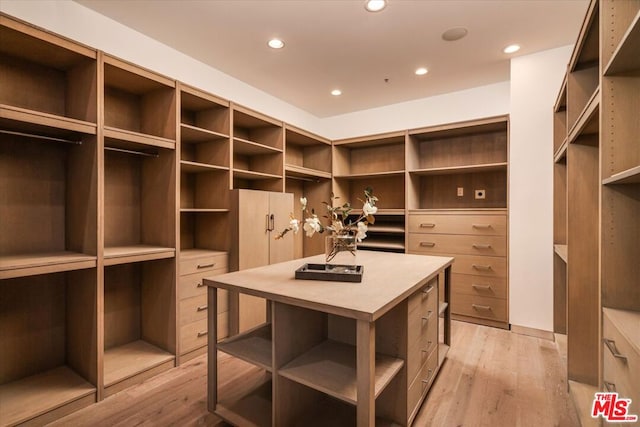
[
  {"xmin": 475, "ymin": 189, "xmax": 486, "ymax": 200},
  {"xmin": 457, "ymin": 187, "xmax": 464, "ymax": 197}
]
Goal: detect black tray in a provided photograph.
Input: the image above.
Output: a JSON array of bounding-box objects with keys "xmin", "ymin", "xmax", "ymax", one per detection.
[{"xmin": 295, "ymin": 263, "xmax": 364, "ymax": 283}]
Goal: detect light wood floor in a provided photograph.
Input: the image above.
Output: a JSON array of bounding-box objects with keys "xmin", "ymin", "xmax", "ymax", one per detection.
[{"xmin": 50, "ymin": 321, "xmax": 580, "ymax": 426}]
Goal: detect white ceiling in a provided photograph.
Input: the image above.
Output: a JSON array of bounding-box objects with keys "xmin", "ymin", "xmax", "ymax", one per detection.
[{"xmin": 75, "ymin": 0, "xmax": 588, "ymax": 118}]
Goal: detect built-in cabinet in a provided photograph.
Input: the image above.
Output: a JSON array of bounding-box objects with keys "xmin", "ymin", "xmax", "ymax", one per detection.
[
  {"xmin": 553, "ymin": 0, "xmax": 640, "ymax": 422},
  {"xmin": 228, "ymin": 189, "xmax": 294, "ymax": 333}
]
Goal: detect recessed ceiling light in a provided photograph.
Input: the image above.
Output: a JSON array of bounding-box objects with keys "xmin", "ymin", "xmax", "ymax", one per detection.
[
  {"xmin": 268, "ymin": 38, "xmax": 285, "ymax": 49},
  {"xmin": 441, "ymin": 27, "xmax": 468, "ymax": 42},
  {"xmin": 503, "ymin": 44, "xmax": 520, "ymax": 54},
  {"xmin": 415, "ymin": 67, "xmax": 428, "ymax": 76},
  {"xmin": 331, "ymin": 89, "xmax": 342, "ymax": 96},
  {"xmin": 365, "ymin": 0, "xmax": 387, "ymax": 12}
]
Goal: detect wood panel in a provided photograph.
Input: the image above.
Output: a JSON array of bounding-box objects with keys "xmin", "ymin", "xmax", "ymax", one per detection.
[
  {"xmin": 415, "ymin": 129, "xmax": 507, "ymax": 169},
  {"xmin": 416, "ymin": 170, "xmax": 507, "ymax": 209}
]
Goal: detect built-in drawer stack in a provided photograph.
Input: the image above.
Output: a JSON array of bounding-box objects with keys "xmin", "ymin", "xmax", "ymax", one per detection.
[
  {"xmin": 602, "ymin": 308, "xmax": 639, "ymax": 408},
  {"xmin": 408, "ymin": 211, "xmax": 508, "ymax": 329},
  {"xmin": 407, "ymin": 277, "xmax": 439, "ymax": 423},
  {"xmin": 178, "ymin": 250, "xmax": 228, "ymax": 361}
]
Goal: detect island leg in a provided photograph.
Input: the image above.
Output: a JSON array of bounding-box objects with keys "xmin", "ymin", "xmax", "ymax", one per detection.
[{"xmin": 357, "ymin": 319, "xmax": 376, "ymax": 426}]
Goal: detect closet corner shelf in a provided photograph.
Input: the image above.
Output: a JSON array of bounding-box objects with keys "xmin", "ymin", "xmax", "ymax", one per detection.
[
  {"xmin": 216, "ymin": 323, "xmax": 273, "ymax": 371},
  {"xmin": 180, "ymin": 124, "xmax": 229, "ymax": 143},
  {"xmin": 0, "ymin": 104, "xmax": 97, "ymax": 136},
  {"xmin": 285, "ymin": 164, "xmax": 332, "ymax": 180},
  {"xmin": 103, "ymin": 340, "xmax": 175, "ymax": 388},
  {"xmin": 180, "ymin": 160, "xmax": 229, "ymax": 173},
  {"xmin": 104, "ymin": 126, "xmax": 175, "ymax": 150},
  {"xmin": 103, "ymin": 245, "xmax": 175, "ymax": 266},
  {"xmin": 602, "ymin": 165, "xmax": 640, "ymax": 185},
  {"xmin": 233, "ymin": 137, "xmax": 282, "ymax": 155},
  {"xmin": 233, "ymin": 169, "xmax": 282, "ymax": 181},
  {"xmin": 278, "ymin": 339, "xmax": 404, "ymax": 405},
  {"xmin": 409, "ymin": 162, "xmax": 507, "ymax": 176},
  {"xmin": 554, "ymin": 244, "xmax": 568, "ymax": 263},
  {"xmin": 568, "ymin": 88, "xmax": 599, "ymax": 143},
  {"xmin": 0, "ymin": 251, "xmax": 97, "ymax": 280},
  {"xmin": 0, "ymin": 366, "xmax": 95, "ymax": 427},
  {"xmin": 333, "ymin": 170, "xmax": 405, "ymax": 179},
  {"xmin": 604, "ymin": 10, "xmax": 640, "ymax": 76}
]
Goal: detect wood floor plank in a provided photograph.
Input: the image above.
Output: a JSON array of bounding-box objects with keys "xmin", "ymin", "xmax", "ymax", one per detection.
[{"xmin": 50, "ymin": 321, "xmax": 580, "ymax": 426}]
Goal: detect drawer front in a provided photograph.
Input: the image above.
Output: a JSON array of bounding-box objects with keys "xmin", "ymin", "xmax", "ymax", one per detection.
[
  {"xmin": 407, "ymin": 306, "xmax": 438, "ymax": 381},
  {"xmin": 179, "ymin": 294, "xmax": 209, "ymax": 326},
  {"xmin": 180, "ymin": 312, "xmax": 229, "ymax": 354},
  {"xmin": 407, "ymin": 347, "xmax": 438, "ymax": 419},
  {"xmin": 408, "ymin": 278, "xmax": 438, "ymax": 315},
  {"xmin": 451, "ymin": 292, "xmax": 507, "ymax": 322},
  {"xmin": 179, "ymin": 252, "xmax": 228, "ymax": 276},
  {"xmin": 179, "ymin": 268, "xmax": 228, "ymax": 300},
  {"xmin": 408, "ymin": 234, "xmax": 506, "ymax": 257},
  {"xmin": 452, "ymin": 273, "xmax": 507, "ymax": 299},
  {"xmin": 603, "ymin": 315, "xmax": 640, "ymax": 403},
  {"xmin": 449, "ymin": 254, "xmax": 507, "ymax": 278},
  {"xmin": 408, "ymin": 214, "xmax": 507, "ymax": 236}
]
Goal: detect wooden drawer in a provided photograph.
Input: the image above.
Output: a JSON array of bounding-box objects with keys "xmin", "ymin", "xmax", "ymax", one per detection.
[
  {"xmin": 451, "ymin": 292, "xmax": 507, "ymax": 322},
  {"xmin": 180, "ymin": 313, "xmax": 229, "ymax": 354},
  {"xmin": 452, "ymin": 273, "xmax": 507, "ymax": 299},
  {"xmin": 179, "ymin": 251, "xmax": 228, "ymax": 276},
  {"xmin": 408, "ymin": 233, "xmax": 506, "ymax": 257},
  {"xmin": 180, "ymin": 294, "xmax": 209, "ymax": 326},
  {"xmin": 407, "ymin": 278, "xmax": 438, "ymax": 380},
  {"xmin": 407, "ymin": 346, "xmax": 438, "ymax": 420},
  {"xmin": 179, "ymin": 268, "xmax": 228, "ymax": 300},
  {"xmin": 602, "ymin": 310, "xmax": 640, "ymax": 404},
  {"xmin": 448, "ymin": 254, "xmax": 507, "ymax": 278},
  {"xmin": 408, "ymin": 213, "xmax": 507, "ymax": 236}
]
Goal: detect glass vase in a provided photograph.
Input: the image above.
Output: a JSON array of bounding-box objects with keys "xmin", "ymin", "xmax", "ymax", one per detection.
[{"xmin": 325, "ymin": 233, "xmax": 357, "ymax": 268}]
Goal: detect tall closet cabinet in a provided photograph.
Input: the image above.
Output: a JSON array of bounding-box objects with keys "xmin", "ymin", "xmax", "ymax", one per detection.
[{"xmin": 553, "ymin": 0, "xmax": 640, "ymax": 420}]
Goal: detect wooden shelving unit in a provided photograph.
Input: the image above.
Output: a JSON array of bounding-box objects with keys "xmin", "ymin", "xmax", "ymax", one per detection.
[
  {"xmin": 231, "ymin": 105, "xmax": 284, "ymax": 192},
  {"xmin": 284, "ymin": 125, "xmax": 332, "ymax": 258},
  {"xmin": 217, "ymin": 324, "xmax": 273, "ymax": 371}
]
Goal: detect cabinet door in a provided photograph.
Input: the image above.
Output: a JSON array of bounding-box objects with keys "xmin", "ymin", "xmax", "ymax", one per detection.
[
  {"xmin": 238, "ymin": 190, "xmax": 270, "ymax": 270},
  {"xmin": 269, "ymin": 192, "xmax": 294, "ymax": 264}
]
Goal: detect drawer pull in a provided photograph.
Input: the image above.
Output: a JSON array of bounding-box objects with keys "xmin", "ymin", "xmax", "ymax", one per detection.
[
  {"xmin": 472, "ymin": 224, "xmax": 492, "ymax": 229},
  {"xmin": 603, "ymin": 338, "xmax": 627, "ymax": 361},
  {"xmin": 421, "ymin": 341, "xmax": 433, "ymax": 353},
  {"xmin": 420, "ymin": 223, "xmax": 436, "ymax": 228},
  {"xmin": 421, "ymin": 310, "xmax": 434, "ymax": 321},
  {"xmin": 421, "ymin": 369, "xmax": 435, "ymax": 385},
  {"xmin": 472, "ymin": 284, "xmax": 492, "ymax": 291},
  {"xmin": 422, "ymin": 285, "xmax": 435, "ymax": 296},
  {"xmin": 196, "ymin": 282, "xmax": 205, "ymax": 288},
  {"xmin": 604, "ymin": 381, "xmax": 617, "ymax": 392},
  {"xmin": 197, "ymin": 305, "xmax": 208, "ymax": 312},
  {"xmin": 420, "ymin": 242, "xmax": 436, "ymax": 247},
  {"xmin": 472, "ymin": 264, "xmax": 492, "ymax": 271},
  {"xmin": 472, "ymin": 304, "xmax": 492, "ymax": 311},
  {"xmin": 197, "ymin": 331, "xmax": 208, "ymax": 337},
  {"xmin": 472, "ymin": 244, "xmax": 492, "ymax": 249},
  {"xmin": 197, "ymin": 263, "xmax": 215, "ymax": 269}
]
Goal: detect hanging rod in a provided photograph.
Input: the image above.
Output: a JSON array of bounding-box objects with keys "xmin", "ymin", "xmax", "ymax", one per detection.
[
  {"xmin": 104, "ymin": 146, "xmax": 159, "ymax": 158},
  {"xmin": 286, "ymin": 175, "xmax": 321, "ymax": 183},
  {"xmin": 0, "ymin": 129, "xmax": 82, "ymax": 144}
]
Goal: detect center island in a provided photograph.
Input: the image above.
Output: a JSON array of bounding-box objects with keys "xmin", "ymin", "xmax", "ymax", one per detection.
[{"xmin": 205, "ymin": 250, "xmax": 453, "ymax": 427}]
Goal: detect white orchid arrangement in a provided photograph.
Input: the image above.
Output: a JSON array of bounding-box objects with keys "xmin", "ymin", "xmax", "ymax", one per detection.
[{"xmin": 275, "ymin": 187, "xmax": 378, "ymax": 243}]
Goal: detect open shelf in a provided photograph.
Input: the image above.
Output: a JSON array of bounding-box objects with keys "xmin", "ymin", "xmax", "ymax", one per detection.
[
  {"xmin": 367, "ymin": 224, "xmax": 405, "ymax": 234},
  {"xmin": 234, "ymin": 137, "xmax": 282, "ymax": 155},
  {"xmin": 180, "ymin": 160, "xmax": 229, "ymax": 173},
  {"xmin": 333, "ymin": 132, "xmax": 405, "ymax": 177},
  {"xmin": 103, "ymin": 245, "xmax": 175, "ymax": 266},
  {"xmin": 568, "ymin": 88, "xmax": 599, "ymax": 144},
  {"xmin": 217, "ymin": 324, "xmax": 273, "ymax": 371},
  {"xmin": 0, "ymin": 366, "xmax": 96, "ymax": 427},
  {"xmin": 285, "ymin": 164, "xmax": 332, "ymax": 180},
  {"xmin": 103, "ymin": 340, "xmax": 174, "ymax": 388},
  {"xmin": 0, "ymin": 105, "xmax": 96, "ymax": 136},
  {"xmin": 603, "ymin": 165, "xmax": 640, "ymax": 185},
  {"xmin": 604, "ymin": 8, "xmax": 640, "ymax": 76},
  {"xmin": 180, "ymin": 212, "xmax": 230, "ymax": 253},
  {"xmin": 0, "ymin": 269, "xmax": 98, "ymax": 425},
  {"xmin": 409, "ymin": 162, "xmax": 507, "ymax": 176},
  {"xmin": 554, "ymin": 139, "xmax": 568, "ymax": 163},
  {"xmin": 278, "ymin": 339, "xmax": 404, "ymax": 405},
  {"xmin": 0, "ymin": 251, "xmax": 97, "ymax": 280},
  {"xmin": 215, "ymin": 371, "xmax": 272, "ymax": 427},
  {"xmin": 554, "ymin": 244, "xmax": 568, "ymax": 263},
  {"xmin": 102, "ymin": 55, "xmax": 176, "ymax": 144},
  {"xmin": 333, "ymin": 175, "xmax": 405, "ymax": 212},
  {"xmin": 233, "ymin": 168, "xmax": 282, "ymax": 180},
  {"xmin": 285, "ymin": 125, "xmax": 332, "ymax": 181},
  {"xmin": 180, "ymin": 124, "xmax": 229, "ymax": 142},
  {"xmin": 357, "ymin": 240, "xmax": 405, "ymax": 252}
]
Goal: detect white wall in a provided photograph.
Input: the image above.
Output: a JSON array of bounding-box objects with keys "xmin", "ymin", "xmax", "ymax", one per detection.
[
  {"xmin": 509, "ymin": 46, "xmax": 571, "ymax": 332},
  {"xmin": 2, "ymin": 0, "xmax": 572, "ymax": 333}
]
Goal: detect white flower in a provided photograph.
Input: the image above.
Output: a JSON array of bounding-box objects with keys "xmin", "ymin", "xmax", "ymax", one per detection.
[
  {"xmin": 289, "ymin": 218, "xmax": 299, "ymax": 234},
  {"xmin": 300, "ymin": 197, "xmax": 307, "ymax": 210},
  {"xmin": 363, "ymin": 201, "xmax": 377, "ymax": 216},
  {"xmin": 356, "ymin": 221, "xmax": 368, "ymax": 242},
  {"xmin": 303, "ymin": 215, "xmax": 322, "ymax": 237}
]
